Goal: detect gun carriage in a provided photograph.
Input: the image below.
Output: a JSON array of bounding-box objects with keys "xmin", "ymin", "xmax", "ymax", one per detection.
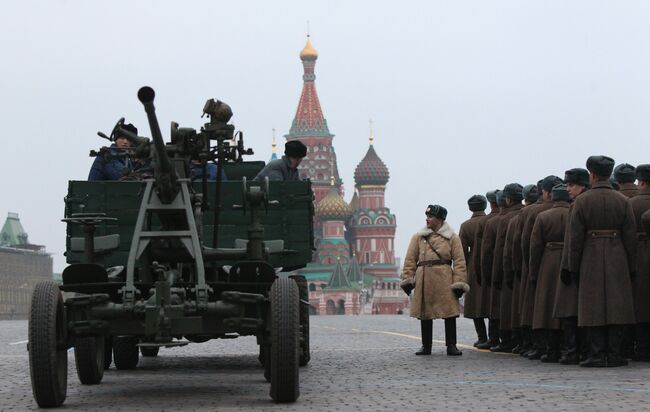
[{"xmin": 28, "ymin": 87, "xmax": 314, "ymax": 407}]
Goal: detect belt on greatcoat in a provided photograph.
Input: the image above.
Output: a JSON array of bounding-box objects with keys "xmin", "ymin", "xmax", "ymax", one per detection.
[{"xmin": 417, "ymin": 259, "xmax": 452, "ymax": 267}]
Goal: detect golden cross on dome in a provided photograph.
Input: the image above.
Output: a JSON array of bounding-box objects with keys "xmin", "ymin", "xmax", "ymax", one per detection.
[{"xmin": 369, "ymin": 119, "xmax": 374, "ymax": 146}]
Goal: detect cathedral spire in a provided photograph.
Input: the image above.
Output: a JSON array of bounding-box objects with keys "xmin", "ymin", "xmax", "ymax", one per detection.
[
  {"xmin": 369, "ymin": 119, "xmax": 374, "ymax": 146},
  {"xmin": 288, "ymin": 34, "xmax": 332, "ymax": 138}
]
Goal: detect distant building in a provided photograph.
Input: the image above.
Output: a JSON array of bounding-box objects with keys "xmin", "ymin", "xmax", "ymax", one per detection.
[
  {"xmin": 284, "ymin": 36, "xmax": 408, "ymax": 315},
  {"xmin": 0, "ymin": 213, "xmax": 53, "ymax": 319}
]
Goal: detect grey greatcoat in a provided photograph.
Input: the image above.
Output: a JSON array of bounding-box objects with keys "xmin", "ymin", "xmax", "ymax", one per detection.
[
  {"xmin": 519, "ymin": 200, "xmax": 553, "ymax": 327},
  {"xmin": 482, "ymin": 210, "xmax": 506, "ymax": 319},
  {"xmin": 553, "ymin": 195, "xmax": 584, "ymax": 319},
  {"xmin": 568, "ymin": 181, "xmax": 637, "ymax": 327},
  {"xmin": 253, "ymin": 156, "xmax": 301, "ymax": 182},
  {"xmin": 508, "ymin": 211, "xmax": 525, "ymax": 328},
  {"xmin": 529, "ymin": 202, "xmax": 569, "ymax": 330},
  {"xmin": 629, "ymin": 186, "xmax": 650, "ymax": 323},
  {"xmin": 401, "ymin": 223, "xmax": 469, "ymax": 320},
  {"xmin": 459, "ymin": 211, "xmax": 487, "ymax": 319},
  {"xmin": 497, "ymin": 204, "xmax": 523, "ymax": 330},
  {"xmin": 472, "ymin": 209, "xmax": 499, "ymax": 318}
]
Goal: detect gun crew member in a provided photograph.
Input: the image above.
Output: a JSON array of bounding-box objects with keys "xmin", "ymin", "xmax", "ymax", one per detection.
[
  {"xmin": 254, "ymin": 140, "xmax": 307, "ymax": 181},
  {"xmin": 88, "ymin": 123, "xmax": 138, "ymax": 181}
]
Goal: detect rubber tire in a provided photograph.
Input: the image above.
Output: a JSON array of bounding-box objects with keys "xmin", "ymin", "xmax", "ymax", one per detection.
[
  {"xmin": 269, "ymin": 277, "xmax": 300, "ymax": 403},
  {"xmin": 290, "ymin": 275, "xmax": 310, "ymax": 366},
  {"xmin": 74, "ymin": 336, "xmax": 104, "ymax": 384},
  {"xmin": 140, "ymin": 346, "xmax": 160, "ymax": 357},
  {"xmin": 113, "ymin": 337, "xmax": 139, "ymax": 370},
  {"xmin": 104, "ymin": 336, "xmax": 113, "ymax": 370},
  {"xmin": 28, "ymin": 281, "xmax": 68, "ymax": 408}
]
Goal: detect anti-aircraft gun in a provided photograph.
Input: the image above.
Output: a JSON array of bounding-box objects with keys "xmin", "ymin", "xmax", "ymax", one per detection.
[{"xmin": 27, "ymin": 87, "xmax": 314, "ymax": 408}]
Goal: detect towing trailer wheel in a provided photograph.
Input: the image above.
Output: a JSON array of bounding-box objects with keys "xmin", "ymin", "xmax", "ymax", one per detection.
[
  {"xmin": 113, "ymin": 336, "xmax": 139, "ymax": 370},
  {"xmin": 269, "ymin": 277, "xmax": 300, "ymax": 403},
  {"xmin": 74, "ymin": 336, "xmax": 105, "ymax": 384},
  {"xmin": 28, "ymin": 281, "xmax": 68, "ymax": 408},
  {"xmin": 290, "ymin": 274, "xmax": 311, "ymax": 366}
]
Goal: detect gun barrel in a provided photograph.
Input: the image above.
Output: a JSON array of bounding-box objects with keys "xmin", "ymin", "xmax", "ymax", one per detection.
[
  {"xmin": 138, "ymin": 86, "xmax": 178, "ymax": 203},
  {"xmin": 138, "ymin": 87, "xmax": 173, "ymax": 174}
]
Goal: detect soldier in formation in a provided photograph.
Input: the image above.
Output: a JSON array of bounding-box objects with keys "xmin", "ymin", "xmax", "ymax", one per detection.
[{"xmin": 455, "ymin": 156, "xmax": 650, "ymax": 368}]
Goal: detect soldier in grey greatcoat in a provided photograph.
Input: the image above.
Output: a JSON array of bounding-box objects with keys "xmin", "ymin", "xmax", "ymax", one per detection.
[
  {"xmin": 554, "ymin": 168, "xmax": 590, "ymax": 365},
  {"xmin": 491, "ymin": 183, "xmax": 524, "ymax": 353},
  {"xmin": 509, "ymin": 184, "xmax": 538, "ymax": 354},
  {"xmin": 477, "ymin": 190, "xmax": 506, "ymax": 349},
  {"xmin": 459, "ymin": 195, "xmax": 489, "ymax": 346},
  {"xmin": 473, "ymin": 191, "xmax": 501, "ymax": 349},
  {"xmin": 628, "ymin": 164, "xmax": 650, "ymax": 360},
  {"xmin": 529, "ymin": 184, "xmax": 571, "ymax": 363},
  {"xmin": 614, "ymin": 163, "xmax": 638, "ymax": 198},
  {"xmin": 569, "ymin": 156, "xmax": 637, "ymax": 367},
  {"xmin": 253, "ymin": 140, "xmax": 307, "ymax": 181},
  {"xmin": 520, "ymin": 175, "xmax": 563, "ymax": 359}
]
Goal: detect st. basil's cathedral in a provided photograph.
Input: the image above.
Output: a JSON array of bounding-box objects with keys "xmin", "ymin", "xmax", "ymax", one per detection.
[{"xmin": 274, "ymin": 35, "xmax": 409, "ymax": 315}]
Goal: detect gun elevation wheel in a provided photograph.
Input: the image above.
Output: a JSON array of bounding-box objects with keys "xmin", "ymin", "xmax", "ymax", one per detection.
[
  {"xmin": 74, "ymin": 336, "xmax": 105, "ymax": 384},
  {"xmin": 28, "ymin": 281, "xmax": 68, "ymax": 408},
  {"xmin": 268, "ymin": 277, "xmax": 300, "ymax": 403},
  {"xmin": 113, "ymin": 337, "xmax": 139, "ymax": 370}
]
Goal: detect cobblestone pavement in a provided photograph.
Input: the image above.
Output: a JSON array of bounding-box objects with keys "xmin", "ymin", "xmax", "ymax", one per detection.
[{"xmin": 3, "ymin": 316, "xmax": 650, "ymax": 411}]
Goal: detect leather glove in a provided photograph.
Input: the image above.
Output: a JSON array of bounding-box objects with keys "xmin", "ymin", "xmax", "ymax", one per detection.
[
  {"xmin": 630, "ymin": 271, "xmax": 637, "ymax": 281},
  {"xmin": 401, "ymin": 283, "xmax": 414, "ymax": 296},
  {"xmin": 453, "ymin": 289, "xmax": 464, "ymax": 300},
  {"xmin": 560, "ymin": 269, "xmax": 571, "ymax": 285},
  {"xmin": 493, "ymin": 281, "xmax": 502, "ymax": 290},
  {"xmin": 506, "ymin": 280, "xmax": 513, "ymax": 290}
]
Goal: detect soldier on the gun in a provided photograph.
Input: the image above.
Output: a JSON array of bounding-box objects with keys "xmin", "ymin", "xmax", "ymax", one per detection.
[
  {"xmin": 88, "ymin": 123, "xmax": 138, "ymax": 181},
  {"xmin": 190, "ymin": 160, "xmax": 228, "ymax": 181},
  {"xmin": 254, "ymin": 140, "xmax": 307, "ymax": 182}
]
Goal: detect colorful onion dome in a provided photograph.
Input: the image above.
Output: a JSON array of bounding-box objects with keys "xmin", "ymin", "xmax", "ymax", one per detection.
[
  {"xmin": 300, "ymin": 35, "xmax": 318, "ymax": 60},
  {"xmin": 316, "ymin": 186, "xmax": 351, "ymax": 220},
  {"xmin": 354, "ymin": 144, "xmax": 389, "ymax": 186}
]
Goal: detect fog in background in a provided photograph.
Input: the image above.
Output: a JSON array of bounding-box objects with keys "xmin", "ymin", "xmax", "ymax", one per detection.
[{"xmin": 2, "ymin": 1, "xmax": 649, "ymax": 272}]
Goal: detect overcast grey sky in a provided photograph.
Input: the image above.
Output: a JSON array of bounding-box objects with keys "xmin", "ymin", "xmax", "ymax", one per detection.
[{"xmin": 2, "ymin": 1, "xmax": 650, "ymax": 272}]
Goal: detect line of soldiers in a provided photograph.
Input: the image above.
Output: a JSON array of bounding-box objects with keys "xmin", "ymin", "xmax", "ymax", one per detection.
[{"xmin": 459, "ymin": 156, "xmax": 650, "ymax": 367}]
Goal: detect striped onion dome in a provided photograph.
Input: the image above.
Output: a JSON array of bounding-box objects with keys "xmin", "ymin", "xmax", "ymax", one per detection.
[{"xmin": 354, "ymin": 144, "xmax": 389, "ymax": 186}]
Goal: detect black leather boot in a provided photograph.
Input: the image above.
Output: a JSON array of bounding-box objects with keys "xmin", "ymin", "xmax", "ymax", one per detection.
[
  {"xmin": 559, "ymin": 317, "xmax": 579, "ymax": 364},
  {"xmin": 634, "ymin": 322, "xmax": 650, "ymax": 361},
  {"xmin": 416, "ymin": 319, "xmax": 433, "ymax": 355},
  {"xmin": 445, "ymin": 317, "xmax": 462, "ymax": 356},
  {"xmin": 606, "ymin": 325, "xmax": 628, "ymax": 367},
  {"xmin": 473, "ymin": 318, "xmax": 488, "ymax": 347},
  {"xmin": 527, "ymin": 329, "xmax": 545, "ymax": 360},
  {"xmin": 580, "ymin": 326, "xmax": 607, "ymax": 367},
  {"xmin": 491, "ymin": 330, "xmax": 512, "ymax": 353},
  {"xmin": 541, "ymin": 329, "xmax": 562, "ymax": 363}
]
